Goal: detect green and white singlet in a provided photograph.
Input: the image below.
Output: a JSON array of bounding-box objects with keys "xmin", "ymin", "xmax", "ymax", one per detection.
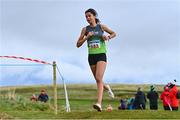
[{"xmin": 86, "ymin": 24, "xmax": 106, "ymax": 54}]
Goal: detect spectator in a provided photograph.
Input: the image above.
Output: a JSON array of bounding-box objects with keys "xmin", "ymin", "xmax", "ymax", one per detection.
[
  {"xmin": 168, "ymin": 83, "xmax": 179, "ymax": 111},
  {"xmin": 160, "ymin": 86, "xmax": 171, "ymax": 110},
  {"xmin": 38, "ymin": 89, "xmax": 49, "ymax": 103},
  {"xmin": 134, "ymin": 87, "xmax": 146, "ymax": 109},
  {"xmin": 118, "ymin": 99, "xmax": 126, "ymax": 110},
  {"xmin": 147, "ymin": 85, "xmax": 159, "ymax": 110},
  {"xmin": 127, "ymin": 97, "xmax": 135, "ymax": 110},
  {"xmin": 30, "ymin": 94, "xmax": 38, "ymax": 102}
]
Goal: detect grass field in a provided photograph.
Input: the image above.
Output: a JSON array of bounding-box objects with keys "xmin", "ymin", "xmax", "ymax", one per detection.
[{"xmin": 0, "ymin": 84, "xmax": 180, "ymax": 119}]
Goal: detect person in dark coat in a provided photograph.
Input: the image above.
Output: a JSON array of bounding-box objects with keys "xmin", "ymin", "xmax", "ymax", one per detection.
[
  {"xmin": 134, "ymin": 87, "xmax": 146, "ymax": 109},
  {"xmin": 147, "ymin": 85, "xmax": 159, "ymax": 110},
  {"xmin": 38, "ymin": 89, "xmax": 49, "ymax": 102}
]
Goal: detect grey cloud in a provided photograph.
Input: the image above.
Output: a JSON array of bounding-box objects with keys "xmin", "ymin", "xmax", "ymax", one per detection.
[{"xmin": 1, "ymin": 0, "xmax": 179, "ymax": 86}]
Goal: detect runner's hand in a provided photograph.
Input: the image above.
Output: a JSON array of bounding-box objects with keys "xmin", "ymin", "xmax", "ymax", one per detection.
[
  {"xmin": 86, "ymin": 32, "xmax": 94, "ymax": 39},
  {"xmin": 102, "ymin": 35, "xmax": 110, "ymax": 41}
]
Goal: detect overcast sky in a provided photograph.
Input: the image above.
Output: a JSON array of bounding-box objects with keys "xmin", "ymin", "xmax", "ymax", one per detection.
[{"xmin": 0, "ymin": 0, "xmax": 179, "ymax": 86}]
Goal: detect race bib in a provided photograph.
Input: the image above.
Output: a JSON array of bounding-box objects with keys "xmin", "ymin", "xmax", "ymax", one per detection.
[{"xmin": 89, "ymin": 40, "xmax": 101, "ymax": 49}]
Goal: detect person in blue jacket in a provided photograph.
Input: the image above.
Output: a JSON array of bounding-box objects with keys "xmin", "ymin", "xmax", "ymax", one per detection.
[{"xmin": 38, "ymin": 89, "xmax": 49, "ymax": 102}]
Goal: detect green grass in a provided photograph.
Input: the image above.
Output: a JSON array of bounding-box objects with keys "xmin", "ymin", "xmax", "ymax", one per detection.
[
  {"xmin": 1, "ymin": 110, "xmax": 180, "ymax": 119},
  {"xmin": 0, "ymin": 84, "xmax": 180, "ymax": 119}
]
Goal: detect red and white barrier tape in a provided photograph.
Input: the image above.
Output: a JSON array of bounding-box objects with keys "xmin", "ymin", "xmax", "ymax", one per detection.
[{"xmin": 0, "ymin": 56, "xmax": 52, "ymax": 65}]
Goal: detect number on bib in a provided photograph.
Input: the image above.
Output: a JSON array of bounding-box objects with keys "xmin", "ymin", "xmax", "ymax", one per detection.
[{"xmin": 89, "ymin": 40, "xmax": 101, "ymax": 49}]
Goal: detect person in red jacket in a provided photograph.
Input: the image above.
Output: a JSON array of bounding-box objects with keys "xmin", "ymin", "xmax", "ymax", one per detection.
[
  {"xmin": 160, "ymin": 86, "xmax": 171, "ymax": 110},
  {"xmin": 168, "ymin": 83, "xmax": 179, "ymax": 111}
]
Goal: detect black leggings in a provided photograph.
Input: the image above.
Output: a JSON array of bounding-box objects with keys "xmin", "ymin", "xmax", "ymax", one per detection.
[
  {"xmin": 164, "ymin": 106, "xmax": 178, "ymax": 111},
  {"xmin": 172, "ymin": 107, "xmax": 178, "ymax": 111},
  {"xmin": 164, "ymin": 106, "xmax": 170, "ymax": 110},
  {"xmin": 150, "ymin": 105, "xmax": 158, "ymax": 110}
]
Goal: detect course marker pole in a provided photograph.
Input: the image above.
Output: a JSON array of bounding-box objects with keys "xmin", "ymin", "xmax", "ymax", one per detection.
[{"xmin": 53, "ymin": 61, "xmax": 58, "ymax": 114}]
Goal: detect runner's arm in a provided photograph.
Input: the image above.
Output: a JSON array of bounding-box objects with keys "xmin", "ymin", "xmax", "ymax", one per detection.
[
  {"xmin": 76, "ymin": 27, "xmax": 87, "ymax": 48},
  {"xmin": 101, "ymin": 24, "xmax": 116, "ymax": 39}
]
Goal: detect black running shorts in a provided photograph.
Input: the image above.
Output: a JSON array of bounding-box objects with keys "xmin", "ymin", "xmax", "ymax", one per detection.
[{"xmin": 88, "ymin": 53, "xmax": 107, "ymax": 66}]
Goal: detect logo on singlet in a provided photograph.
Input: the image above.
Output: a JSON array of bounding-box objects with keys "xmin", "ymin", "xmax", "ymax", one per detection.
[{"xmin": 94, "ymin": 31, "xmax": 99, "ymax": 35}]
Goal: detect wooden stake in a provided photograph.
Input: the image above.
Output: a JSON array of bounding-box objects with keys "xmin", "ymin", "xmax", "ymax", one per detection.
[{"xmin": 53, "ymin": 61, "xmax": 57, "ymax": 114}]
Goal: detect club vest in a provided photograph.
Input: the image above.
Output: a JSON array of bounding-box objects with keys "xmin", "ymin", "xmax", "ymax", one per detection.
[{"xmin": 86, "ymin": 24, "xmax": 106, "ymax": 54}]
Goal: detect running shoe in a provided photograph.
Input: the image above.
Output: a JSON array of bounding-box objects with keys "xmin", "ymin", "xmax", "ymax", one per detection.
[
  {"xmin": 93, "ymin": 103, "xmax": 102, "ymax": 112},
  {"xmin": 106, "ymin": 85, "xmax": 115, "ymax": 99}
]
